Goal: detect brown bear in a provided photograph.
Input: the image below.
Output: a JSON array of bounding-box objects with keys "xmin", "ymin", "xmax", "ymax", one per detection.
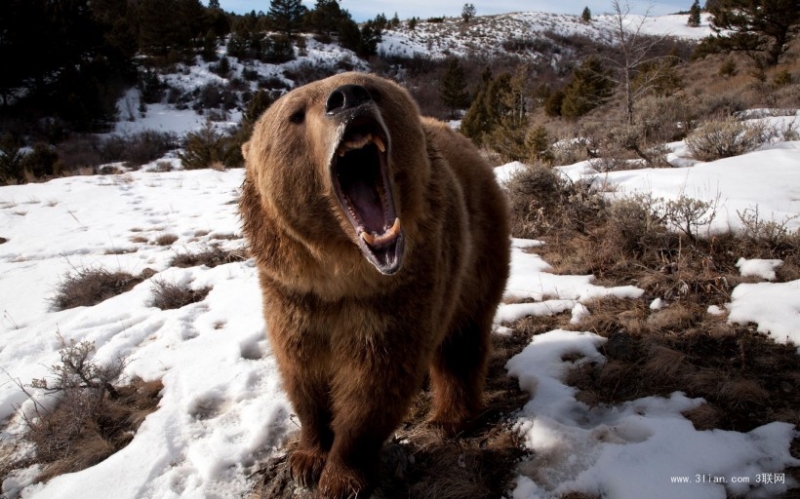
[{"xmin": 239, "ymin": 72, "xmax": 510, "ymax": 499}]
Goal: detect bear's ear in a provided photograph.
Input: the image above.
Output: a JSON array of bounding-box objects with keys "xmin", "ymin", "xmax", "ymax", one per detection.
[{"xmin": 241, "ymin": 141, "xmax": 251, "ymax": 162}]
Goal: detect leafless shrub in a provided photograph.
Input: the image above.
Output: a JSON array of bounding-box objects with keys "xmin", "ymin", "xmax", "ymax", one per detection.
[
  {"xmin": 150, "ymin": 279, "xmax": 211, "ymax": 310},
  {"xmin": 662, "ymin": 193, "xmax": 720, "ymax": 241},
  {"xmin": 51, "ymin": 268, "xmax": 144, "ymax": 310},
  {"xmin": 22, "ymin": 338, "xmax": 161, "ymax": 482},
  {"xmin": 685, "ymin": 119, "xmax": 770, "ymax": 161}
]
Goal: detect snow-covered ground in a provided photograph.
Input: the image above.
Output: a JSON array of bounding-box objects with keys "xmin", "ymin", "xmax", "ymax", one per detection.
[{"xmin": 2, "ymin": 121, "xmax": 799, "ymax": 498}]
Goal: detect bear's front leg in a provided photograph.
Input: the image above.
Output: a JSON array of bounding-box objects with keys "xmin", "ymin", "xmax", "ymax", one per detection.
[
  {"xmin": 278, "ymin": 360, "xmax": 334, "ymax": 488},
  {"xmin": 317, "ymin": 349, "xmax": 424, "ymax": 499}
]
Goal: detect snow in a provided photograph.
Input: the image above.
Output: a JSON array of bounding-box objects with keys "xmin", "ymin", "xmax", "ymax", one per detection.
[
  {"xmin": 0, "ymin": 169, "xmax": 291, "ymax": 498},
  {"xmin": 736, "ymin": 257, "xmax": 783, "ymax": 281},
  {"xmin": 506, "ymin": 330, "xmax": 799, "ymax": 499},
  {"xmin": 496, "ymin": 243, "xmax": 644, "ymax": 326},
  {"xmin": 727, "ymin": 280, "xmax": 800, "ymax": 352}
]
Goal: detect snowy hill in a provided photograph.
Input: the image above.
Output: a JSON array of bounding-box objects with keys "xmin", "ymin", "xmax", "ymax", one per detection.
[
  {"xmin": 111, "ymin": 10, "xmax": 714, "ymax": 140},
  {"xmin": 379, "ymin": 11, "xmax": 714, "ymax": 58}
]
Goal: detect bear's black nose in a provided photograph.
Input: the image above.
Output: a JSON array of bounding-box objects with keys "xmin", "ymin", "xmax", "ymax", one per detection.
[{"xmin": 326, "ymin": 84, "xmax": 372, "ymax": 114}]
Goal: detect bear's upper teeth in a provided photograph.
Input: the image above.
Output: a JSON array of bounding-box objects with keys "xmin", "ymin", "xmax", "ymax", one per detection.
[
  {"xmin": 373, "ymin": 135, "xmax": 386, "ymax": 153},
  {"xmin": 337, "ymin": 134, "xmax": 386, "ymax": 157},
  {"xmin": 360, "ymin": 218, "xmax": 401, "ymax": 246}
]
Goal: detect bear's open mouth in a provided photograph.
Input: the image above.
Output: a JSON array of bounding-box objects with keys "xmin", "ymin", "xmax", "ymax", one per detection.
[{"xmin": 330, "ymin": 116, "xmax": 404, "ymax": 275}]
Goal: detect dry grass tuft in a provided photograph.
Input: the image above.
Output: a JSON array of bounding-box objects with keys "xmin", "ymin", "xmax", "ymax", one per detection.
[
  {"xmin": 170, "ymin": 245, "xmax": 247, "ymax": 269},
  {"xmin": 154, "ymin": 233, "xmax": 179, "ymax": 246},
  {"xmin": 150, "ymin": 279, "xmax": 211, "ymax": 310},
  {"xmin": 51, "ymin": 268, "xmax": 145, "ymax": 310}
]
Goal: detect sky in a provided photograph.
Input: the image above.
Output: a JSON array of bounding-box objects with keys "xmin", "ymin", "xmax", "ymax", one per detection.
[{"xmin": 214, "ymin": 0, "xmax": 695, "ymax": 22}]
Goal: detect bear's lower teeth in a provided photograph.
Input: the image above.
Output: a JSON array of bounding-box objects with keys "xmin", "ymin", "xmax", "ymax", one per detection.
[{"xmin": 360, "ymin": 218, "xmax": 401, "ymax": 246}]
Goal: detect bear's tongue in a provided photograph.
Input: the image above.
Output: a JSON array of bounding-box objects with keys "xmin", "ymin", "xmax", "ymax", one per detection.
[
  {"xmin": 335, "ymin": 142, "xmax": 400, "ymax": 244},
  {"xmin": 340, "ymin": 160, "xmax": 385, "ymax": 231}
]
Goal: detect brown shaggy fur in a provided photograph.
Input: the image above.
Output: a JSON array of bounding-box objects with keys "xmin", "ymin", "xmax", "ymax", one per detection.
[{"xmin": 239, "ymin": 72, "xmax": 510, "ymax": 499}]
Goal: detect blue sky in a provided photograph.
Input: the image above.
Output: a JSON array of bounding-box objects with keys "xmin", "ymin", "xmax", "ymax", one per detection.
[{"xmin": 214, "ymin": 1, "xmax": 695, "ymax": 21}]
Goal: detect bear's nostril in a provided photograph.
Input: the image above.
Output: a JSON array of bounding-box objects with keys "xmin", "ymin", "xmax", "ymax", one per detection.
[
  {"xmin": 326, "ymin": 84, "xmax": 372, "ymax": 114},
  {"xmin": 326, "ymin": 91, "xmax": 344, "ymax": 113}
]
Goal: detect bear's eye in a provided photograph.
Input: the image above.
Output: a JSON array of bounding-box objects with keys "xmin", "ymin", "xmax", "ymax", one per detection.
[{"xmin": 289, "ymin": 108, "xmax": 305, "ymax": 124}]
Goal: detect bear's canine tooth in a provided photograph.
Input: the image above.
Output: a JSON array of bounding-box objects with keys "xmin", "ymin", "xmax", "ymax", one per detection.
[
  {"xmin": 359, "ymin": 218, "xmax": 401, "ymax": 247},
  {"xmin": 388, "ymin": 217, "xmax": 400, "ymax": 235},
  {"xmin": 360, "ymin": 231, "xmax": 375, "ymax": 245},
  {"xmin": 373, "ymin": 135, "xmax": 386, "ymax": 153}
]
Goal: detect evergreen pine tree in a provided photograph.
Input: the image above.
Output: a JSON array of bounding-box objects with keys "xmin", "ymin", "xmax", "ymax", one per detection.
[
  {"xmin": 339, "ymin": 18, "xmax": 362, "ymax": 53},
  {"xmin": 307, "ymin": 0, "xmax": 345, "ymax": 37},
  {"xmin": 373, "ymin": 13, "xmax": 388, "ymax": 31},
  {"xmin": 704, "ymin": 0, "xmax": 799, "ymax": 66},
  {"xmin": 581, "ymin": 6, "xmax": 592, "ymax": 22},
  {"xmin": 687, "ymin": 0, "xmax": 701, "ymax": 27},
  {"xmin": 357, "ymin": 20, "xmax": 382, "ymax": 57},
  {"xmin": 462, "ymin": 4, "xmax": 476, "ymax": 23},
  {"xmin": 525, "ymin": 126, "xmax": 554, "ymax": 164},
  {"xmin": 268, "ymin": 0, "xmax": 307, "ymax": 36},
  {"xmin": 440, "ymin": 58, "xmax": 470, "ymax": 118},
  {"xmin": 138, "ymin": 0, "xmax": 183, "ymax": 57},
  {"xmin": 561, "ymin": 57, "xmax": 613, "ymax": 119},
  {"xmin": 543, "ymin": 89, "xmax": 565, "ymax": 117},
  {"xmin": 460, "ymin": 67, "xmax": 493, "ymax": 145}
]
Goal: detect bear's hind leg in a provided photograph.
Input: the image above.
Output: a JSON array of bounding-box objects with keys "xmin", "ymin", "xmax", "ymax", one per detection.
[{"xmin": 428, "ymin": 315, "xmax": 490, "ymax": 435}]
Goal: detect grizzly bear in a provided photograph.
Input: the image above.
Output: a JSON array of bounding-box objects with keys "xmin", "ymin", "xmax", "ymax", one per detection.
[{"xmin": 239, "ymin": 72, "xmax": 510, "ymax": 499}]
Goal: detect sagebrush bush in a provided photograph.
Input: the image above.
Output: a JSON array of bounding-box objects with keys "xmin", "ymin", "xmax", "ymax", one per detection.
[
  {"xmin": 663, "ymin": 194, "xmax": 719, "ymax": 240},
  {"xmin": 98, "ymin": 130, "xmax": 179, "ymax": 167},
  {"xmin": 737, "ymin": 207, "xmax": 800, "ymax": 256},
  {"xmin": 686, "ymin": 119, "xmax": 770, "ymax": 161},
  {"xmin": 178, "ymin": 121, "xmax": 242, "ymax": 169},
  {"xmin": 505, "ymin": 163, "xmax": 607, "ymax": 238},
  {"xmin": 19, "ymin": 142, "xmax": 59, "ymax": 179},
  {"xmin": 549, "ymin": 137, "xmax": 590, "ymax": 166},
  {"xmin": 607, "ymin": 193, "xmax": 670, "ymax": 256}
]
